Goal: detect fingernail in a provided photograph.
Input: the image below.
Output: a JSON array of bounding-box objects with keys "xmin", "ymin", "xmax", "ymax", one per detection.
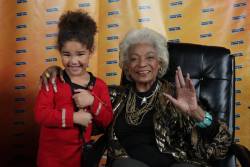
[{"xmin": 46, "ymin": 86, "xmax": 49, "ymax": 92}]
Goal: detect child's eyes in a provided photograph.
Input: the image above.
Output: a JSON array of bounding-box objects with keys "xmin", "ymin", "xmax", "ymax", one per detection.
[
  {"xmin": 62, "ymin": 53, "xmax": 70, "ymax": 56},
  {"xmin": 78, "ymin": 53, "xmax": 86, "ymax": 56},
  {"xmin": 62, "ymin": 52, "xmax": 87, "ymax": 56}
]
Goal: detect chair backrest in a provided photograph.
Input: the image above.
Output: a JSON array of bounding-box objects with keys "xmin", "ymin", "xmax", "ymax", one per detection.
[{"xmin": 121, "ymin": 42, "xmax": 236, "ymax": 166}]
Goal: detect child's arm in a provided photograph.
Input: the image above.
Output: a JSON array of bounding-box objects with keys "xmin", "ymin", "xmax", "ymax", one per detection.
[
  {"xmin": 34, "ymin": 84, "xmax": 74, "ymax": 128},
  {"xmin": 90, "ymin": 80, "xmax": 113, "ymax": 128},
  {"xmin": 73, "ymin": 80, "xmax": 113, "ymax": 128}
]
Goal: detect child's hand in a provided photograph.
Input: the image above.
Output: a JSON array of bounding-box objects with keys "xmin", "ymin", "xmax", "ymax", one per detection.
[
  {"xmin": 73, "ymin": 89, "xmax": 94, "ymax": 108},
  {"xmin": 73, "ymin": 109, "xmax": 92, "ymax": 127}
]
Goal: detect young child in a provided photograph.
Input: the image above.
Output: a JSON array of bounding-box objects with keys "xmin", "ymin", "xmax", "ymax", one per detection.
[{"xmin": 34, "ymin": 11, "xmax": 113, "ymax": 167}]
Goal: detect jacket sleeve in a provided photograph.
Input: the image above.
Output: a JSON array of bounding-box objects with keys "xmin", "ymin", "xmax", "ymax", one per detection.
[
  {"xmin": 90, "ymin": 80, "xmax": 113, "ymax": 128},
  {"xmin": 197, "ymin": 116, "xmax": 232, "ymax": 160},
  {"xmin": 34, "ymin": 84, "xmax": 74, "ymax": 128}
]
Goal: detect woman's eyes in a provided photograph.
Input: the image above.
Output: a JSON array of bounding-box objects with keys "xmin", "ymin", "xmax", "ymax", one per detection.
[
  {"xmin": 130, "ymin": 57, "xmax": 137, "ymax": 61},
  {"xmin": 147, "ymin": 55, "xmax": 155, "ymax": 59},
  {"xmin": 130, "ymin": 56, "xmax": 156, "ymax": 62}
]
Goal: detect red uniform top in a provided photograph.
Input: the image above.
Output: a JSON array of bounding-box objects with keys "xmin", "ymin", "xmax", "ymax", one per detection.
[{"xmin": 34, "ymin": 74, "xmax": 113, "ymax": 167}]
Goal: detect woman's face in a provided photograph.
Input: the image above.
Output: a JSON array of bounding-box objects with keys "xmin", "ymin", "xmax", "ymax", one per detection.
[
  {"xmin": 127, "ymin": 43, "xmax": 160, "ymax": 87},
  {"xmin": 61, "ymin": 40, "xmax": 92, "ymax": 77}
]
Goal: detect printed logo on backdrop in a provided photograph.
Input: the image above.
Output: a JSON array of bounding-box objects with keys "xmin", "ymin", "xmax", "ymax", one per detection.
[
  {"xmin": 46, "ymin": 20, "xmax": 58, "ymax": 25},
  {"xmin": 108, "ymin": 10, "xmax": 120, "ymax": 16},
  {"xmin": 108, "ymin": 0, "xmax": 120, "ymax": 3},
  {"xmin": 106, "ymin": 60, "xmax": 118, "ymax": 65},
  {"xmin": 169, "ymin": 1, "xmax": 183, "ymax": 7},
  {"xmin": 233, "ymin": 2, "xmax": 247, "ymax": 8},
  {"xmin": 201, "ymin": 20, "xmax": 213, "ymax": 26},
  {"xmin": 106, "ymin": 35, "xmax": 119, "ymax": 41},
  {"xmin": 107, "ymin": 23, "xmax": 119, "ymax": 29},
  {"xmin": 16, "ymin": 11, "xmax": 28, "ymax": 17},
  {"xmin": 232, "ymin": 28, "xmax": 245, "ymax": 33},
  {"xmin": 138, "ymin": 17, "xmax": 151, "ymax": 23},
  {"xmin": 106, "ymin": 47, "xmax": 118, "ymax": 53},
  {"xmin": 46, "ymin": 33, "xmax": 58, "ymax": 38},
  {"xmin": 16, "ymin": 49, "xmax": 27, "ymax": 54},
  {"xmin": 46, "ymin": 7, "xmax": 59, "ymax": 13},
  {"xmin": 16, "ymin": 24, "xmax": 27, "ymax": 30},
  {"xmin": 168, "ymin": 26, "xmax": 181, "ymax": 32},
  {"xmin": 138, "ymin": 4, "xmax": 151, "ymax": 10},
  {"xmin": 106, "ymin": 72, "xmax": 117, "ymax": 76},
  {"xmin": 17, "ymin": 0, "xmax": 28, "ymax": 3},
  {"xmin": 79, "ymin": 2, "xmax": 91, "ymax": 8}
]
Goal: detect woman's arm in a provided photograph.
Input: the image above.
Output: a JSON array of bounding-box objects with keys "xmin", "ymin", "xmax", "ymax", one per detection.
[
  {"xmin": 162, "ymin": 66, "xmax": 232, "ymax": 160},
  {"xmin": 197, "ymin": 117, "xmax": 232, "ymax": 160}
]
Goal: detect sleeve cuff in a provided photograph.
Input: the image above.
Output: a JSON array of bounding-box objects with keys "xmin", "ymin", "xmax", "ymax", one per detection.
[
  {"xmin": 196, "ymin": 111, "xmax": 213, "ymax": 128},
  {"xmin": 61, "ymin": 107, "xmax": 74, "ymax": 128},
  {"xmin": 198, "ymin": 117, "xmax": 220, "ymax": 140},
  {"xmin": 91, "ymin": 95, "xmax": 103, "ymax": 116}
]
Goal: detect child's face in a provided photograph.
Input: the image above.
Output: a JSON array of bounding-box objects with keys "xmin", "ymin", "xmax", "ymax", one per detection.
[{"xmin": 61, "ymin": 40, "xmax": 92, "ymax": 77}]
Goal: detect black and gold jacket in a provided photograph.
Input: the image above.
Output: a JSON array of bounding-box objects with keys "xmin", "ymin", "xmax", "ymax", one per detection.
[{"xmin": 107, "ymin": 80, "xmax": 232, "ymax": 167}]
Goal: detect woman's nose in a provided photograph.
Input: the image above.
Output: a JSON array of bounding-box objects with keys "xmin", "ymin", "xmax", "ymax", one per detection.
[{"xmin": 138, "ymin": 58, "xmax": 147, "ymax": 66}]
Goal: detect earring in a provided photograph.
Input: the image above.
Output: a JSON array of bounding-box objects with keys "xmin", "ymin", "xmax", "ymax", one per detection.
[{"xmin": 158, "ymin": 67, "xmax": 163, "ymax": 74}]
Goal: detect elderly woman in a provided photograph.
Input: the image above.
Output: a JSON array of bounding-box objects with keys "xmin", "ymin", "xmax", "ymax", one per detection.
[
  {"xmin": 106, "ymin": 28, "xmax": 232, "ymax": 167},
  {"xmin": 41, "ymin": 28, "xmax": 232, "ymax": 167}
]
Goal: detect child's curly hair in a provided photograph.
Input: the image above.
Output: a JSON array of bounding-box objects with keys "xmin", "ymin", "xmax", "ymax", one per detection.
[{"xmin": 57, "ymin": 10, "xmax": 97, "ymax": 52}]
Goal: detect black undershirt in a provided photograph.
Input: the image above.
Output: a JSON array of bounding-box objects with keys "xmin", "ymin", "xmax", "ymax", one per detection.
[
  {"xmin": 114, "ymin": 81, "xmax": 175, "ymax": 167},
  {"xmin": 63, "ymin": 70, "xmax": 96, "ymax": 138}
]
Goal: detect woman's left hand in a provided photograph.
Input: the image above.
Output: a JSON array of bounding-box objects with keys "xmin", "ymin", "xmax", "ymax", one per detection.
[
  {"xmin": 73, "ymin": 89, "xmax": 94, "ymax": 109},
  {"xmin": 163, "ymin": 66, "xmax": 205, "ymax": 121}
]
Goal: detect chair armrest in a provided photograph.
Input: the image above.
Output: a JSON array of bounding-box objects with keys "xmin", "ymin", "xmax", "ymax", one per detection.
[{"xmin": 229, "ymin": 143, "xmax": 250, "ymax": 167}]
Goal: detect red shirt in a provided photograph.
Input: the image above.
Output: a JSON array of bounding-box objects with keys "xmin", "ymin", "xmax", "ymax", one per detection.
[{"xmin": 34, "ymin": 76, "xmax": 113, "ymax": 167}]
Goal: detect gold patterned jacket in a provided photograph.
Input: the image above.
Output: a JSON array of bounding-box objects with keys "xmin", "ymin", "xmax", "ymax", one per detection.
[{"xmin": 107, "ymin": 80, "xmax": 232, "ymax": 167}]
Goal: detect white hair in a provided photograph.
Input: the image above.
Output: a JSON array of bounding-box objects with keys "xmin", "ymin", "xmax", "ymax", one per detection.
[{"xmin": 119, "ymin": 28, "xmax": 169, "ymax": 79}]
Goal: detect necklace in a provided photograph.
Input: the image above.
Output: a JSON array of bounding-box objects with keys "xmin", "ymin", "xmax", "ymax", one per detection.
[
  {"xmin": 125, "ymin": 81, "xmax": 161, "ymax": 126},
  {"xmin": 136, "ymin": 88, "xmax": 158, "ymax": 105}
]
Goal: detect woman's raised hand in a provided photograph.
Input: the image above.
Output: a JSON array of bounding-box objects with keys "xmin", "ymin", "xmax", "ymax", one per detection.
[
  {"xmin": 39, "ymin": 65, "xmax": 64, "ymax": 92},
  {"xmin": 163, "ymin": 66, "xmax": 205, "ymax": 121}
]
